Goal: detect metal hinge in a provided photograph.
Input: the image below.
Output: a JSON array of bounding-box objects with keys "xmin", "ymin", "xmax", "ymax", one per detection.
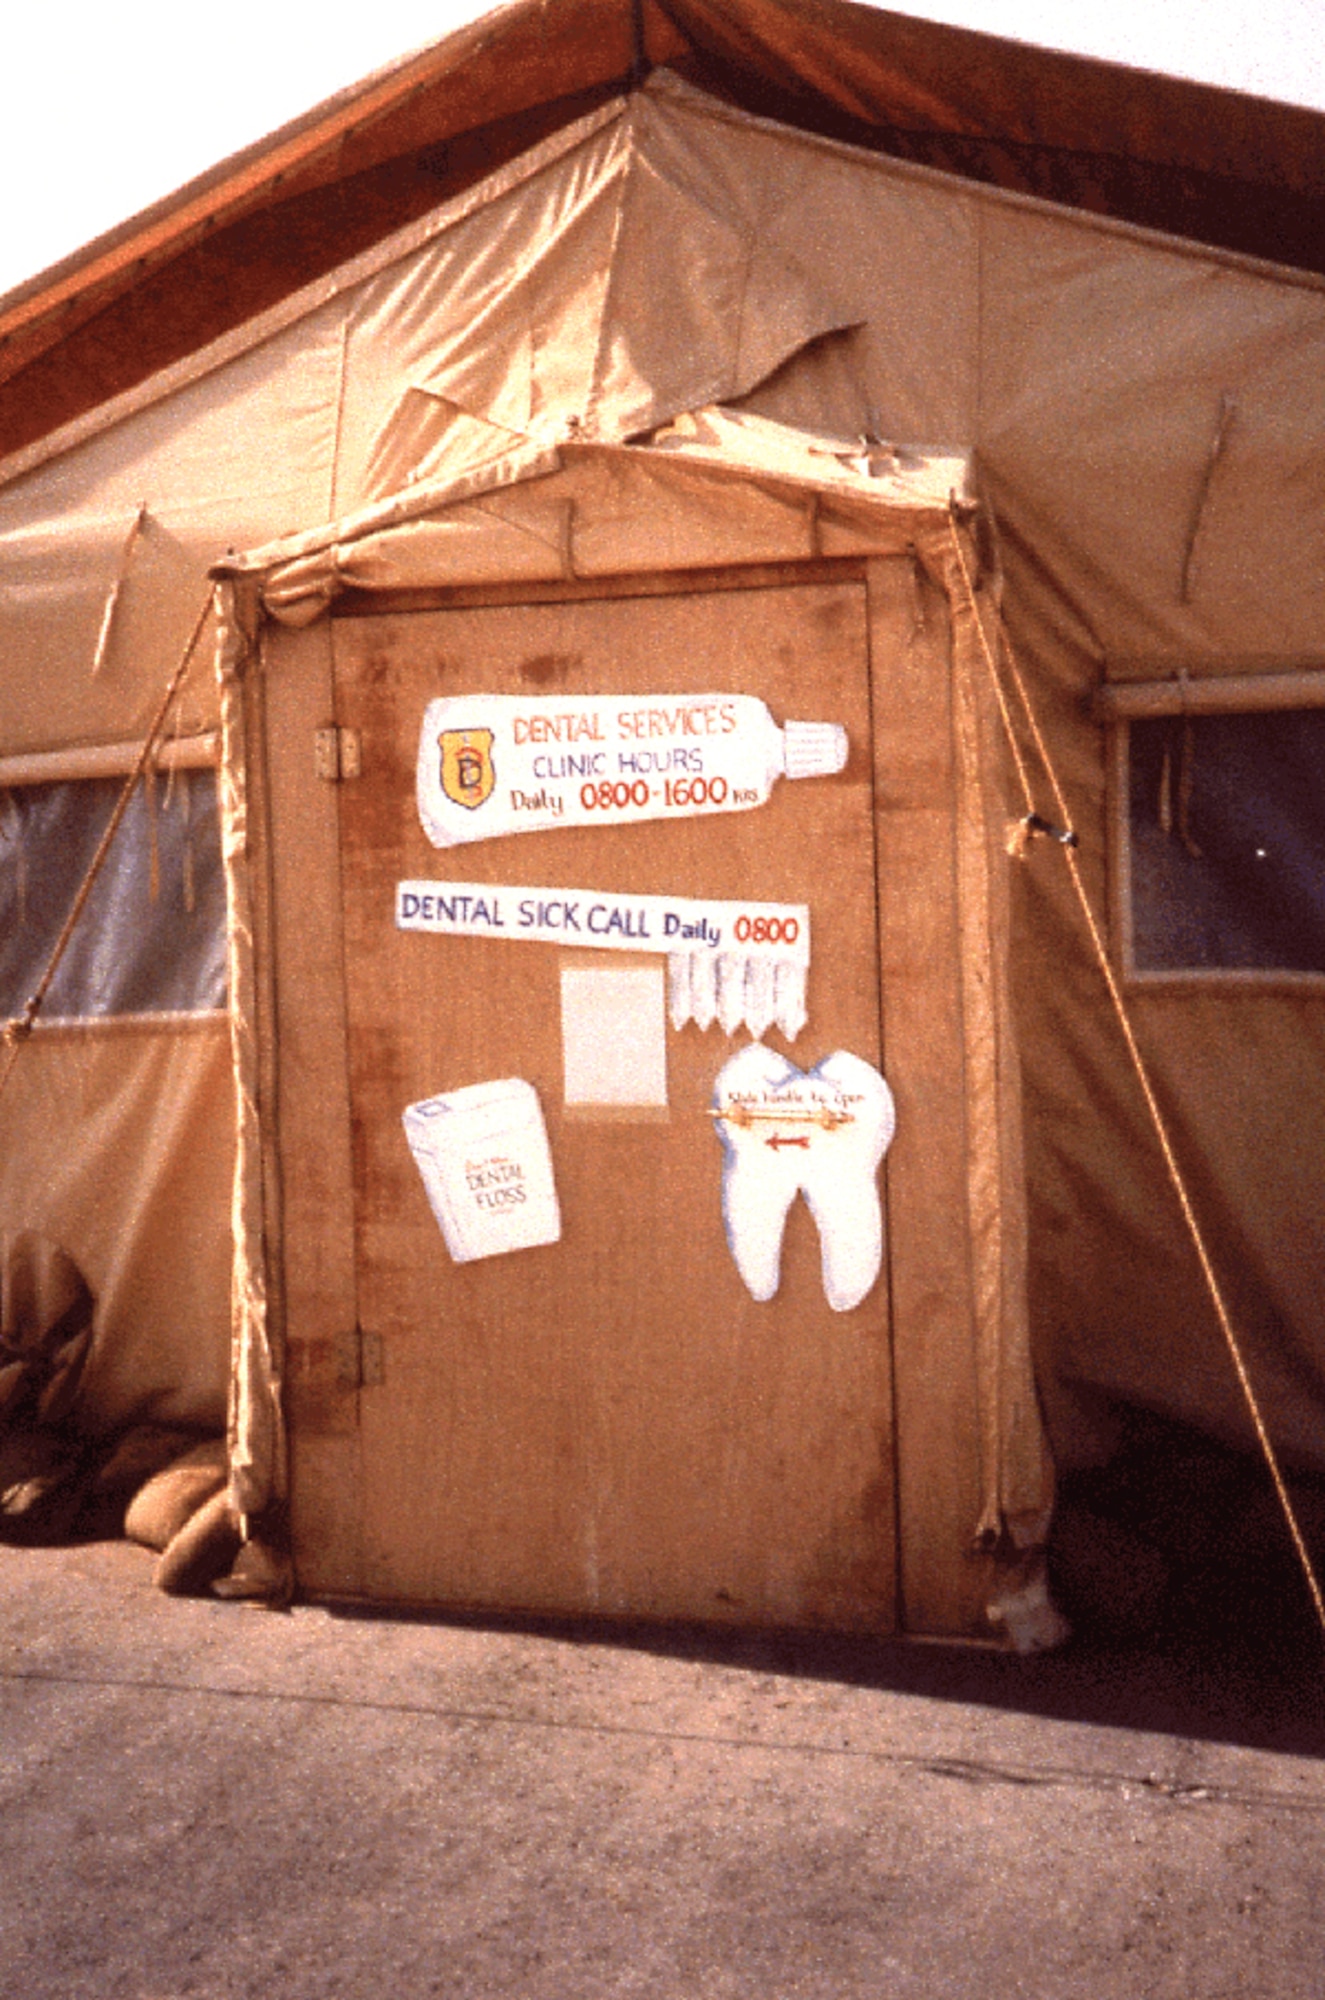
[
  {"xmin": 315, "ymin": 725, "xmax": 362, "ymax": 782},
  {"xmin": 335, "ymin": 1324, "xmax": 384, "ymax": 1389}
]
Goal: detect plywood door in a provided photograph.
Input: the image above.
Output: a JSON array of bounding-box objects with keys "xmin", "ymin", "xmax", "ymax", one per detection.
[{"xmin": 331, "ymin": 578, "xmax": 895, "ymax": 1630}]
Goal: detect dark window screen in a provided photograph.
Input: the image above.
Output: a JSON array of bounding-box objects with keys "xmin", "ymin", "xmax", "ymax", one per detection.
[
  {"xmin": 0, "ymin": 768, "xmax": 227, "ymax": 1019},
  {"xmin": 1128, "ymin": 710, "xmax": 1325, "ymax": 973}
]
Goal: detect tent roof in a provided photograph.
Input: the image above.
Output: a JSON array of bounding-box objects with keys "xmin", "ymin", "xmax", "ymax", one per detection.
[{"xmin": 3, "ymin": 0, "xmax": 1324, "ymax": 462}]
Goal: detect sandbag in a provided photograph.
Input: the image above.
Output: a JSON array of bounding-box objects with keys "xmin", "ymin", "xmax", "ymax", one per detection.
[
  {"xmin": 153, "ymin": 1486, "xmax": 242, "ymax": 1596},
  {"xmin": 92, "ymin": 1423, "xmax": 205, "ymax": 1501},
  {"xmin": 0, "ymin": 1233, "xmax": 94, "ymax": 1429},
  {"xmin": 0, "ymin": 1236, "xmax": 98, "ymax": 1542},
  {"xmin": 124, "ymin": 1437, "xmax": 227, "ymax": 1551},
  {"xmin": 0, "ymin": 1428, "xmax": 91, "ymax": 1544}
]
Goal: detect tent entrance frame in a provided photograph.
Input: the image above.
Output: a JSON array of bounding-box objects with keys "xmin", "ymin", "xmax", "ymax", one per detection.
[{"xmin": 258, "ymin": 531, "xmax": 1026, "ymax": 1639}]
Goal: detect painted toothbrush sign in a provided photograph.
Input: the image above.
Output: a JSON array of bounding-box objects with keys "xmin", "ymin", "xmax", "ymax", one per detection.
[{"xmin": 417, "ymin": 693, "xmax": 848, "ymax": 848}]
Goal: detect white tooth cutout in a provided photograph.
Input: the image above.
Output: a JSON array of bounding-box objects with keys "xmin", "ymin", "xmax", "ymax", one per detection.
[
  {"xmin": 713, "ymin": 1045, "xmax": 896, "ymax": 1313},
  {"xmin": 744, "ymin": 955, "xmax": 777, "ymax": 1041},
  {"xmin": 715, "ymin": 953, "xmax": 748, "ymax": 1036},
  {"xmin": 688, "ymin": 950, "xmax": 718, "ymax": 1031},
  {"xmin": 667, "ymin": 952, "xmax": 694, "ymax": 1032},
  {"xmin": 665, "ymin": 951, "xmax": 806, "ymax": 1039},
  {"xmin": 773, "ymin": 960, "xmax": 808, "ymax": 1041}
]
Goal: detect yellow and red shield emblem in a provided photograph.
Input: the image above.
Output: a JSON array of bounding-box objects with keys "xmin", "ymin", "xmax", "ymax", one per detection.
[{"xmin": 438, "ymin": 727, "xmax": 495, "ymax": 811}]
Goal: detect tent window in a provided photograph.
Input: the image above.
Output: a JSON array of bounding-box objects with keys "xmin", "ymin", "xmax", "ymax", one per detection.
[
  {"xmin": 0, "ymin": 769, "xmax": 227, "ymax": 1020},
  {"xmin": 1126, "ymin": 709, "xmax": 1325, "ymax": 975}
]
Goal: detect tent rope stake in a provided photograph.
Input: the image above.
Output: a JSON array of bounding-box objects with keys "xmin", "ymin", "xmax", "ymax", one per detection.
[
  {"xmin": 0, "ymin": 592, "xmax": 213, "ymax": 1106},
  {"xmin": 946, "ymin": 506, "xmax": 1325, "ymax": 1647}
]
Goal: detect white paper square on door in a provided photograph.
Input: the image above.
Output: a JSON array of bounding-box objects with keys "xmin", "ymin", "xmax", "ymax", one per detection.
[{"xmin": 560, "ymin": 963, "xmax": 668, "ymax": 1109}]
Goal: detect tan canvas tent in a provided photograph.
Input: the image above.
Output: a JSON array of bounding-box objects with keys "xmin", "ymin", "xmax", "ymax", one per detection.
[{"xmin": 2, "ymin": 9, "xmax": 1323, "ymax": 1635}]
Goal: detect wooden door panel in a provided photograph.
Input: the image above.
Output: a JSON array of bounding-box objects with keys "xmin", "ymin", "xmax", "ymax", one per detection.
[{"xmin": 332, "ymin": 578, "xmax": 895, "ymax": 1630}]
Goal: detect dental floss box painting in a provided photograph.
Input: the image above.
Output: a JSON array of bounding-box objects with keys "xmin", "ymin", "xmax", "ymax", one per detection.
[{"xmin": 402, "ymin": 1078, "xmax": 561, "ymax": 1262}]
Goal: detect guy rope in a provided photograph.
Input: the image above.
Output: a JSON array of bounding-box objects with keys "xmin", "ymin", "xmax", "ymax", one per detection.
[{"xmin": 946, "ymin": 501, "xmax": 1325, "ymax": 1645}]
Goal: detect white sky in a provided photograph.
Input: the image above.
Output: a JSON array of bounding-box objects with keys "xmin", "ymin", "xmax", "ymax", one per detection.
[{"xmin": 4, "ymin": 0, "xmax": 1324, "ymax": 301}]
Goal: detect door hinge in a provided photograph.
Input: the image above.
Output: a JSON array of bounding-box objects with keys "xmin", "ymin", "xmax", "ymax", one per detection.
[
  {"xmin": 335, "ymin": 1324, "xmax": 384, "ymax": 1389},
  {"xmin": 315, "ymin": 725, "xmax": 362, "ymax": 782}
]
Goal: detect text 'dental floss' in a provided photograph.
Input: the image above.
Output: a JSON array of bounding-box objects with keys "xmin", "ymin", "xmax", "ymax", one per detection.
[
  {"xmin": 417, "ymin": 693, "xmax": 848, "ymax": 848},
  {"xmin": 396, "ymin": 881, "xmax": 812, "ymax": 1039},
  {"xmin": 402, "ymin": 1078, "xmax": 561, "ymax": 1263}
]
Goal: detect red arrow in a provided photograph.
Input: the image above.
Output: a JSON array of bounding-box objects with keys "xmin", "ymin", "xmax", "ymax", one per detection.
[{"xmin": 766, "ymin": 1134, "xmax": 810, "ymax": 1150}]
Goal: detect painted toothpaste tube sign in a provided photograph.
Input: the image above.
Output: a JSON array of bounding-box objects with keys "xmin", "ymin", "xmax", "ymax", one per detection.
[{"xmin": 417, "ymin": 693, "xmax": 847, "ymax": 848}]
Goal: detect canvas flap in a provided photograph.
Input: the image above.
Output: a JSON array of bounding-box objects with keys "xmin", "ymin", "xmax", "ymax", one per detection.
[
  {"xmin": 227, "ymin": 416, "xmax": 968, "ymax": 625},
  {"xmin": 0, "ymin": 1026, "xmax": 233, "ymax": 1435}
]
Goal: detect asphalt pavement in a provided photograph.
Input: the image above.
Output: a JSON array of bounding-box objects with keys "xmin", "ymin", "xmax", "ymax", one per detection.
[{"xmin": 3, "ymin": 1537, "xmax": 1323, "ymax": 1998}]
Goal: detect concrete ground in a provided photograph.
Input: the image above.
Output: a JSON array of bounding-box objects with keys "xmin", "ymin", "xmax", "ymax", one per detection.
[{"xmin": 2, "ymin": 1538, "xmax": 1323, "ymax": 1999}]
